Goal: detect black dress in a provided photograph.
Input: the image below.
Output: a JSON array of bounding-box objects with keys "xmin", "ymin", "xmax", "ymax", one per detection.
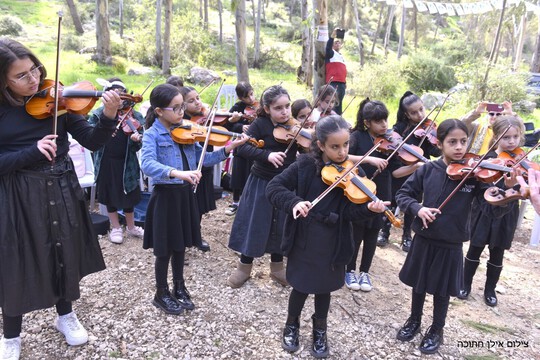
[{"xmin": 226, "ymin": 101, "xmax": 254, "ymax": 191}]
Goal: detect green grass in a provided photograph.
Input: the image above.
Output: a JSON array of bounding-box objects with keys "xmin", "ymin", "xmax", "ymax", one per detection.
[
  {"xmin": 464, "ymin": 356, "xmax": 501, "ymax": 360},
  {"xmin": 461, "ymin": 319, "xmax": 515, "ymax": 335}
]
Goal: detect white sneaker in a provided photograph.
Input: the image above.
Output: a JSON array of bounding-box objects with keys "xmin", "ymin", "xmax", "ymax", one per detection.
[
  {"xmin": 0, "ymin": 337, "xmax": 21, "ymax": 360},
  {"xmin": 126, "ymin": 225, "xmax": 144, "ymax": 238},
  {"xmin": 358, "ymin": 272, "xmax": 373, "ymax": 292},
  {"xmin": 108, "ymin": 227, "xmax": 124, "ymax": 244},
  {"xmin": 344, "ymin": 271, "xmax": 361, "ymax": 291},
  {"xmin": 55, "ymin": 312, "xmax": 88, "ymax": 346}
]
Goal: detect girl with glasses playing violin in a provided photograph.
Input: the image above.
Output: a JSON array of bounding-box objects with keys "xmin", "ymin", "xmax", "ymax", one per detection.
[
  {"xmin": 88, "ymin": 77, "xmax": 145, "ymax": 245},
  {"xmin": 0, "ymin": 39, "xmax": 122, "ymax": 359}
]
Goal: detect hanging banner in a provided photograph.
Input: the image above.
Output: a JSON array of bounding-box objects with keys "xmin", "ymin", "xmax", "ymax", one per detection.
[
  {"xmin": 480, "ymin": 1, "xmax": 493, "ymax": 13},
  {"xmin": 386, "ymin": 0, "xmax": 398, "ymax": 5},
  {"xmin": 403, "ymin": 0, "xmax": 415, "ymax": 9},
  {"xmin": 445, "ymin": 3, "xmax": 456, "ymax": 16},
  {"xmin": 435, "ymin": 2, "xmax": 447, "ymax": 14},
  {"xmin": 490, "ymin": 0, "xmax": 504, "ymax": 10},
  {"xmin": 414, "ymin": 0, "xmax": 429, "ymax": 12},
  {"xmin": 426, "ymin": 2, "xmax": 438, "ymax": 14},
  {"xmin": 453, "ymin": 3, "xmax": 465, "ymax": 15}
]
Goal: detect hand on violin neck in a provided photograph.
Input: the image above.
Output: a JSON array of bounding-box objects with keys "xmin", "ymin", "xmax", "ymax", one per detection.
[
  {"xmin": 293, "ymin": 200, "xmax": 312, "ymax": 219},
  {"xmin": 130, "ymin": 132, "xmax": 142, "ymax": 143},
  {"xmin": 367, "ymin": 199, "xmax": 390, "ymax": 214},
  {"xmin": 224, "ymin": 134, "xmax": 250, "ymax": 154},
  {"xmin": 503, "ymin": 168, "xmax": 518, "ymax": 188},
  {"xmin": 101, "ymin": 90, "xmax": 123, "ymax": 119},
  {"xmin": 417, "ymin": 206, "xmax": 441, "ymax": 229}
]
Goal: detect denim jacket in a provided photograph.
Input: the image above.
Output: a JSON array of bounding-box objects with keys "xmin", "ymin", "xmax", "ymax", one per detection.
[{"xmin": 141, "ymin": 119, "xmax": 227, "ymax": 185}]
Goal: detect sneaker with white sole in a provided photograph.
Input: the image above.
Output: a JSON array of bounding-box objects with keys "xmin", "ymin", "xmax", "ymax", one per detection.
[
  {"xmin": 358, "ymin": 272, "xmax": 373, "ymax": 292},
  {"xmin": 126, "ymin": 225, "xmax": 144, "ymax": 238},
  {"xmin": 108, "ymin": 227, "xmax": 124, "ymax": 244},
  {"xmin": 225, "ymin": 204, "xmax": 238, "ymax": 216},
  {"xmin": 345, "ymin": 271, "xmax": 361, "ymax": 291},
  {"xmin": 0, "ymin": 337, "xmax": 21, "ymax": 360},
  {"xmin": 55, "ymin": 312, "xmax": 88, "ymax": 346}
]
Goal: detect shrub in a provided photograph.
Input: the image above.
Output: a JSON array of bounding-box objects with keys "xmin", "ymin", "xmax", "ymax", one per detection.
[
  {"xmin": 350, "ymin": 59, "xmax": 402, "ymax": 100},
  {"xmin": 401, "ymin": 51, "xmax": 457, "ymax": 93},
  {"xmin": 0, "ymin": 15, "xmax": 23, "ymax": 36}
]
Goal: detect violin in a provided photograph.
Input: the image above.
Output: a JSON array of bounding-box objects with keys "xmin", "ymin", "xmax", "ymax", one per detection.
[
  {"xmin": 375, "ymin": 130, "xmax": 429, "ymax": 165},
  {"xmin": 321, "ymin": 160, "xmax": 401, "ymax": 227},
  {"xmin": 191, "ymin": 108, "xmax": 255, "ymax": 126},
  {"xmin": 498, "ymin": 148, "xmax": 540, "ymax": 178},
  {"xmin": 414, "ymin": 119, "xmax": 438, "ymax": 146},
  {"xmin": 273, "ymin": 118, "xmax": 313, "ymax": 151},
  {"xmin": 243, "ymin": 101, "xmax": 259, "ymax": 123},
  {"xmin": 484, "ymin": 186, "xmax": 528, "ymax": 206},
  {"xmin": 117, "ymin": 109, "xmax": 142, "ymax": 136},
  {"xmin": 171, "ymin": 120, "xmax": 264, "ymax": 148},
  {"xmin": 446, "ymin": 153, "xmax": 514, "ymax": 183},
  {"xmin": 26, "ymin": 80, "xmax": 142, "ymax": 119}
]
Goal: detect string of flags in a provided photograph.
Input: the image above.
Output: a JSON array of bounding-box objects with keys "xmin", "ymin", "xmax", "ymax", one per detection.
[{"xmin": 377, "ymin": 0, "xmax": 540, "ymax": 16}]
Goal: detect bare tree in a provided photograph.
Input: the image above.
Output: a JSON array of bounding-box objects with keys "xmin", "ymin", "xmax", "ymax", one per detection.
[
  {"xmin": 383, "ymin": 5, "xmax": 396, "ymax": 57},
  {"xmin": 489, "ymin": 0, "xmax": 507, "ymax": 64},
  {"xmin": 370, "ymin": 4, "xmax": 384, "ymax": 55},
  {"xmin": 235, "ymin": 0, "xmax": 250, "ymax": 82},
  {"xmin": 65, "ymin": 0, "xmax": 84, "ymax": 34},
  {"xmin": 351, "ymin": 0, "xmax": 364, "ymax": 66},
  {"xmin": 156, "ymin": 0, "xmax": 162, "ymax": 66},
  {"xmin": 95, "ymin": 0, "xmax": 111, "ymax": 64},
  {"xmin": 397, "ymin": 2, "xmax": 405, "ymax": 58},
  {"xmin": 298, "ymin": 0, "xmax": 312, "ymax": 86},
  {"xmin": 204, "ymin": 0, "xmax": 209, "ymax": 30},
  {"xmin": 253, "ymin": 0, "xmax": 262, "ymax": 68},
  {"xmin": 218, "ymin": 0, "xmax": 223, "ymax": 43},
  {"xmin": 119, "ymin": 0, "xmax": 124, "ymax": 38},
  {"xmin": 162, "ymin": 0, "xmax": 172, "ymax": 75},
  {"xmin": 313, "ymin": 0, "xmax": 327, "ymax": 96}
]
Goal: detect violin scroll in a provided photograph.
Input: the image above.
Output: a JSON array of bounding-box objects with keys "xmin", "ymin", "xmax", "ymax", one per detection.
[{"xmin": 484, "ymin": 186, "xmax": 528, "ymax": 206}]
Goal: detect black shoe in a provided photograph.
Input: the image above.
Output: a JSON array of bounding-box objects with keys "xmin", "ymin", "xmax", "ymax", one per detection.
[
  {"xmin": 377, "ymin": 232, "xmax": 389, "ymax": 247},
  {"xmin": 197, "ymin": 240, "xmax": 210, "ymax": 252},
  {"xmin": 419, "ymin": 326, "xmax": 444, "ymax": 354},
  {"xmin": 152, "ymin": 287, "xmax": 183, "ymax": 315},
  {"xmin": 484, "ymin": 289, "xmax": 498, "ymax": 307},
  {"xmin": 396, "ymin": 317, "xmax": 421, "ymax": 341},
  {"xmin": 173, "ymin": 281, "xmax": 195, "ymax": 310},
  {"xmin": 311, "ymin": 315, "xmax": 329, "ymax": 358},
  {"xmin": 456, "ymin": 286, "xmax": 470, "ymax": 300},
  {"xmin": 282, "ymin": 316, "xmax": 300, "ymax": 352},
  {"xmin": 401, "ymin": 234, "xmax": 412, "ymax": 252}
]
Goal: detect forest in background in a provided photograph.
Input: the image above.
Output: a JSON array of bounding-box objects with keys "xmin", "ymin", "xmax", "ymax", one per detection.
[{"xmin": 1, "ymin": 0, "xmax": 540, "ymax": 124}]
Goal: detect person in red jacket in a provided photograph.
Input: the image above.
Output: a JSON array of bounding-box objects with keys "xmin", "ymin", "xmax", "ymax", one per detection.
[{"xmin": 325, "ymin": 28, "xmax": 347, "ymax": 115}]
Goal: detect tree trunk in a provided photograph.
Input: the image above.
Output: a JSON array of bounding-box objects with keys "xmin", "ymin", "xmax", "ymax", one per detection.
[
  {"xmin": 235, "ymin": 0, "xmax": 250, "ymax": 82},
  {"xmin": 155, "ymin": 0, "xmax": 162, "ymax": 66},
  {"xmin": 218, "ymin": 0, "xmax": 223, "ymax": 43},
  {"xmin": 313, "ymin": 0, "xmax": 328, "ymax": 97},
  {"xmin": 162, "ymin": 0, "xmax": 172, "ymax": 75},
  {"xmin": 119, "ymin": 0, "xmax": 123, "ymax": 38},
  {"xmin": 204, "ymin": 0, "xmax": 209, "ymax": 30},
  {"xmin": 351, "ymin": 0, "xmax": 364, "ymax": 66},
  {"xmin": 299, "ymin": 0, "xmax": 312, "ymax": 86},
  {"xmin": 66, "ymin": 0, "xmax": 84, "ymax": 34},
  {"xmin": 199, "ymin": 0, "xmax": 203, "ymax": 22},
  {"xmin": 371, "ymin": 4, "xmax": 384, "ymax": 55},
  {"xmin": 489, "ymin": 0, "xmax": 507, "ymax": 63},
  {"xmin": 383, "ymin": 5, "xmax": 395, "ymax": 57},
  {"xmin": 532, "ymin": 25, "xmax": 540, "ymax": 72},
  {"xmin": 413, "ymin": 6, "xmax": 417, "ymax": 49},
  {"xmin": 95, "ymin": 0, "xmax": 111, "ymax": 64},
  {"xmin": 340, "ymin": 0, "xmax": 346, "ymax": 27},
  {"xmin": 253, "ymin": 0, "xmax": 262, "ymax": 68},
  {"xmin": 397, "ymin": 2, "xmax": 405, "ymax": 58}
]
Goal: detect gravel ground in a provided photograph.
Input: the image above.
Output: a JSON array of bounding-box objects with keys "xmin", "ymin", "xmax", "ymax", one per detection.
[{"xmin": 5, "ymin": 196, "xmax": 540, "ymax": 359}]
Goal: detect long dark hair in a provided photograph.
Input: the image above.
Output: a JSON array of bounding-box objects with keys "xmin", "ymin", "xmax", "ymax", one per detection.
[
  {"xmin": 235, "ymin": 81, "xmax": 253, "ymax": 98},
  {"xmin": 396, "ymin": 91, "xmax": 421, "ymax": 127},
  {"xmin": 291, "ymin": 99, "xmax": 312, "ymax": 120},
  {"xmin": 166, "ymin": 75, "xmax": 184, "ymax": 89},
  {"xmin": 0, "ymin": 38, "xmax": 46, "ymax": 106},
  {"xmin": 353, "ymin": 98, "xmax": 389, "ymax": 132},
  {"xmin": 144, "ymin": 84, "xmax": 181, "ymax": 129},
  {"xmin": 315, "ymin": 84, "xmax": 337, "ymax": 108},
  {"xmin": 256, "ymin": 85, "xmax": 290, "ymax": 118},
  {"xmin": 436, "ymin": 118, "xmax": 468, "ymax": 143},
  {"xmin": 310, "ymin": 115, "xmax": 351, "ymax": 171}
]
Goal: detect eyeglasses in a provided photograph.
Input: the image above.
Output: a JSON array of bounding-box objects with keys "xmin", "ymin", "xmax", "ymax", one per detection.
[
  {"xmin": 162, "ymin": 104, "xmax": 186, "ymax": 114},
  {"xmin": 11, "ymin": 65, "xmax": 43, "ymax": 84},
  {"xmin": 488, "ymin": 112, "xmax": 503, "ymax": 117}
]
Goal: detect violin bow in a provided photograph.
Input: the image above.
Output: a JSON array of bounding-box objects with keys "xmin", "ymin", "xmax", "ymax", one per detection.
[
  {"xmin": 341, "ymin": 95, "xmax": 357, "ymax": 115},
  {"xmin": 417, "ymin": 89, "xmax": 457, "ymax": 148},
  {"xmin": 52, "ymin": 12, "xmax": 63, "ymax": 143},
  {"xmin": 321, "ymin": 86, "xmax": 338, "ymax": 116},
  {"xmin": 197, "ymin": 78, "xmax": 217, "ymax": 96},
  {"xmin": 283, "ymin": 77, "xmax": 334, "ymax": 154},
  {"xmin": 435, "ymin": 125, "xmax": 512, "ymax": 212},
  {"xmin": 296, "ymin": 140, "xmax": 383, "ymax": 219},
  {"xmin": 194, "ymin": 79, "xmax": 226, "ymax": 193}
]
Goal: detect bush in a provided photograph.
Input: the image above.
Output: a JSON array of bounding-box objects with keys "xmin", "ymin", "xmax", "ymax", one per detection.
[
  {"xmin": 0, "ymin": 15, "xmax": 23, "ymax": 36},
  {"xmin": 401, "ymin": 51, "xmax": 457, "ymax": 93},
  {"xmin": 350, "ymin": 59, "xmax": 402, "ymax": 100}
]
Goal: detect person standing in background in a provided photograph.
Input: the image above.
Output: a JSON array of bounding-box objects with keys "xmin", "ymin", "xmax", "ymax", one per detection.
[{"xmin": 325, "ymin": 28, "xmax": 347, "ymax": 115}]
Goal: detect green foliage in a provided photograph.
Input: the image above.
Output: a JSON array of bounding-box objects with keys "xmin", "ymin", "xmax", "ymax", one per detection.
[
  {"xmin": 62, "ymin": 33, "xmax": 85, "ymax": 52},
  {"xmin": 401, "ymin": 51, "xmax": 457, "ymax": 93},
  {"xmin": 0, "ymin": 15, "xmax": 23, "ymax": 36},
  {"xmin": 350, "ymin": 59, "xmax": 402, "ymax": 100},
  {"xmin": 461, "ymin": 319, "xmax": 515, "ymax": 335}
]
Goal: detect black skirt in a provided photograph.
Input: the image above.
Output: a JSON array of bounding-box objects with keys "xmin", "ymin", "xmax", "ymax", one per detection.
[
  {"xmin": 230, "ymin": 154, "xmax": 253, "ymax": 190},
  {"xmin": 143, "ymin": 184, "xmax": 202, "ymax": 257},
  {"xmin": 195, "ymin": 166, "xmax": 216, "ymax": 216},
  {"xmin": 399, "ymin": 234, "xmax": 463, "ymax": 297},
  {"xmin": 96, "ymin": 155, "xmax": 140, "ymax": 210},
  {"xmin": 0, "ymin": 156, "xmax": 106, "ymax": 316}
]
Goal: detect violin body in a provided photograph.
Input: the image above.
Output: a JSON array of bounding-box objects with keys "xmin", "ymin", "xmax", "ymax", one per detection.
[
  {"xmin": 447, "ymin": 153, "xmax": 513, "ymax": 183},
  {"xmin": 375, "ymin": 130, "xmax": 428, "ymax": 165},
  {"xmin": 413, "ymin": 119, "xmax": 438, "ymax": 146},
  {"xmin": 273, "ymin": 119, "xmax": 313, "ymax": 151},
  {"xmin": 171, "ymin": 120, "xmax": 263, "ymax": 148},
  {"xmin": 499, "ymin": 148, "xmax": 540, "ymax": 178}
]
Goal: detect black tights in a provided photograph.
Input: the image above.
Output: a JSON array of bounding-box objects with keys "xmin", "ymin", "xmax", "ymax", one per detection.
[
  {"xmin": 233, "ymin": 189, "xmax": 242, "ymax": 203},
  {"xmin": 155, "ymin": 251, "xmax": 186, "ymax": 288},
  {"xmin": 466, "ymin": 245, "xmax": 505, "ymax": 266},
  {"xmin": 288, "ymin": 289, "xmax": 331, "ymax": 319},
  {"xmin": 410, "ymin": 290, "xmax": 449, "ymax": 331},
  {"xmin": 240, "ymin": 253, "xmax": 283, "ymax": 264},
  {"xmin": 2, "ymin": 299, "xmax": 72, "ymax": 339}
]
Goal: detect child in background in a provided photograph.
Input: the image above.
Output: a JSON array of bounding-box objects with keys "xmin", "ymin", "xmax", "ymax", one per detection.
[
  {"xmin": 266, "ymin": 115, "xmax": 386, "ymax": 358},
  {"xmin": 89, "ymin": 77, "xmax": 145, "ymax": 244},
  {"xmin": 291, "ymin": 99, "xmax": 313, "ymax": 128},
  {"xmin": 141, "ymin": 84, "xmax": 247, "ymax": 315},
  {"xmin": 395, "ymin": 119, "xmax": 513, "ymax": 354},
  {"xmin": 458, "ymin": 116, "xmax": 522, "ymax": 307},
  {"xmin": 309, "ymin": 85, "xmax": 337, "ymax": 126},
  {"xmin": 224, "ymin": 81, "xmax": 257, "ymax": 216}
]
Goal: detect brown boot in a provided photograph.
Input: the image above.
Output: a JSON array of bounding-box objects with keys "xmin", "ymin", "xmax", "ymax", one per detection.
[
  {"xmin": 270, "ymin": 261, "xmax": 289, "ymax": 286},
  {"xmin": 227, "ymin": 261, "xmax": 253, "ymax": 288}
]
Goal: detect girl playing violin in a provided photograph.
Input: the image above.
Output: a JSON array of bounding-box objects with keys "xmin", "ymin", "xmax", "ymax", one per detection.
[
  {"xmin": 224, "ymin": 81, "xmax": 257, "ymax": 216},
  {"xmin": 266, "ymin": 115, "xmax": 386, "ymax": 358},
  {"xmin": 0, "ymin": 39, "xmax": 122, "ymax": 358},
  {"xmin": 383, "ymin": 91, "xmax": 441, "ymax": 252},
  {"xmin": 227, "ymin": 85, "xmax": 297, "ymax": 288},
  {"xmin": 140, "ymin": 84, "xmax": 247, "ymax": 315},
  {"xmin": 309, "ymin": 85, "xmax": 337, "ymax": 127},
  {"xmin": 395, "ymin": 119, "xmax": 514, "ymax": 354},
  {"xmin": 346, "ymin": 99, "xmax": 417, "ymax": 292},
  {"xmin": 88, "ymin": 77, "xmax": 145, "ymax": 244},
  {"xmin": 458, "ymin": 115, "xmax": 522, "ymax": 307},
  {"xmin": 178, "ymin": 86, "xmax": 214, "ymax": 252}
]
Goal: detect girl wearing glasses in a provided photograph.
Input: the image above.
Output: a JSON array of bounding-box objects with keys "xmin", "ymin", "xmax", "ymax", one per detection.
[
  {"xmin": 0, "ymin": 39, "xmax": 122, "ymax": 359},
  {"xmin": 460, "ymin": 100, "xmax": 515, "ymax": 155},
  {"xmin": 140, "ymin": 84, "xmax": 247, "ymax": 315}
]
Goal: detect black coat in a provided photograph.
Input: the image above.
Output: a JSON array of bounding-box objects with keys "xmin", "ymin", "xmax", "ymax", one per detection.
[{"xmin": 266, "ymin": 154, "xmax": 376, "ymax": 293}]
